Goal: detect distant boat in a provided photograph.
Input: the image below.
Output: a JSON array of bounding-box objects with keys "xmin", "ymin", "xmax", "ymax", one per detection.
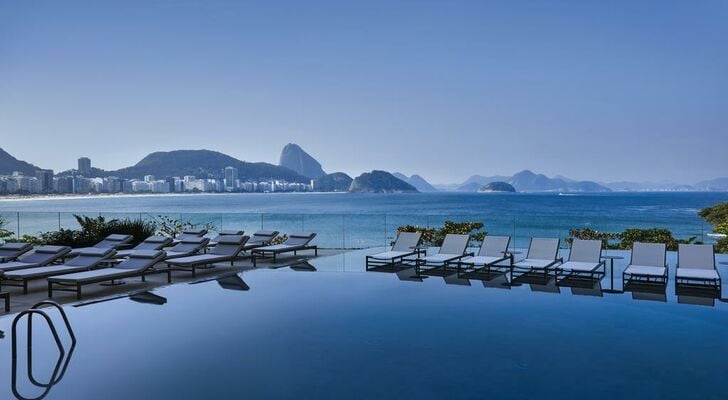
[{"xmin": 707, "ymin": 233, "xmax": 727, "ymax": 239}]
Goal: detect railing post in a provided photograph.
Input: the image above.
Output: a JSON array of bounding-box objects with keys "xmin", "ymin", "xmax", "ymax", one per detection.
[
  {"xmin": 342, "ymin": 214, "xmax": 346, "ymax": 249},
  {"xmin": 16, "ymin": 211, "xmax": 20, "ymax": 239}
]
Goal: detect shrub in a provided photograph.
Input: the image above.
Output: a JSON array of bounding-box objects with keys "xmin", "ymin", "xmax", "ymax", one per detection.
[
  {"xmin": 0, "ymin": 215, "xmax": 14, "ymax": 241},
  {"xmin": 397, "ymin": 220, "xmax": 487, "ymax": 246},
  {"xmin": 698, "ymin": 202, "xmax": 728, "ymax": 226},
  {"xmin": 20, "ymin": 214, "xmax": 157, "ymax": 248},
  {"xmin": 154, "ymin": 215, "xmax": 216, "ymax": 238},
  {"xmin": 617, "ymin": 228, "xmax": 694, "ymax": 251},
  {"xmin": 567, "ymin": 227, "xmax": 694, "ymax": 251},
  {"xmin": 567, "ymin": 228, "xmax": 620, "ymax": 248}
]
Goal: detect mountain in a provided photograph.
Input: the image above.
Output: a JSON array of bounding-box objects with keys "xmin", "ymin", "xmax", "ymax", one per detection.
[
  {"xmin": 349, "ymin": 170, "xmax": 419, "ymax": 193},
  {"xmin": 478, "ymin": 181, "xmax": 516, "ymax": 192},
  {"xmin": 315, "ymin": 172, "xmax": 353, "ymax": 192},
  {"xmin": 694, "ymin": 177, "xmax": 728, "ymax": 191},
  {"xmin": 605, "ymin": 181, "xmax": 696, "ymax": 192},
  {"xmin": 392, "ymin": 173, "xmax": 438, "ymax": 192},
  {"xmin": 100, "ymin": 150, "xmax": 308, "ymax": 182},
  {"xmin": 0, "ymin": 147, "xmax": 42, "ymax": 175},
  {"xmin": 278, "ymin": 143, "xmax": 326, "ymax": 179},
  {"xmin": 508, "ymin": 170, "xmax": 610, "ymax": 192},
  {"xmin": 457, "ymin": 174, "xmax": 510, "ymax": 191}
]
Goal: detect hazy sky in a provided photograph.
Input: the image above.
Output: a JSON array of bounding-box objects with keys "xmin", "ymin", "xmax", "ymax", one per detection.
[{"xmin": 1, "ymin": 0, "xmax": 726, "ymax": 184}]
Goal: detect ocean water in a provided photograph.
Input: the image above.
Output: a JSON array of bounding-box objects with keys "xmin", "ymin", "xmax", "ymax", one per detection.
[{"xmin": 1, "ymin": 192, "xmax": 727, "ymax": 249}]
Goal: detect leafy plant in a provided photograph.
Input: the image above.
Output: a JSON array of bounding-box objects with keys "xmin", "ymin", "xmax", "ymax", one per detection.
[
  {"xmin": 568, "ymin": 227, "xmax": 694, "ymax": 251},
  {"xmin": 397, "ymin": 220, "xmax": 487, "ymax": 246},
  {"xmin": 699, "ymin": 202, "xmax": 728, "ymax": 226},
  {"xmin": 567, "ymin": 228, "xmax": 620, "ymax": 248},
  {"xmin": 154, "ymin": 215, "xmax": 216, "ymax": 238},
  {"xmin": 0, "ymin": 215, "xmax": 14, "ymax": 241},
  {"xmin": 700, "ymin": 203, "xmax": 728, "ymax": 253},
  {"xmin": 20, "ymin": 214, "xmax": 156, "ymax": 247}
]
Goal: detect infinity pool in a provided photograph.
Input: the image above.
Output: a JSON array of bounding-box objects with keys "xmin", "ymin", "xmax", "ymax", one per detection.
[{"xmin": 1, "ymin": 249, "xmax": 727, "ymax": 399}]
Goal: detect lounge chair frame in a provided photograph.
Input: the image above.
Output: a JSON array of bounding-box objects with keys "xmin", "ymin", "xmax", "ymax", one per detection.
[
  {"xmin": 251, "ymin": 234, "xmax": 318, "ymax": 266},
  {"xmin": 365, "ymin": 232, "xmax": 423, "ymax": 270}
]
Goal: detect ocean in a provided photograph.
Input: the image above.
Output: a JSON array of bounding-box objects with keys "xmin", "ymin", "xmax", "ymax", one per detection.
[{"xmin": 1, "ymin": 192, "xmax": 727, "ymax": 249}]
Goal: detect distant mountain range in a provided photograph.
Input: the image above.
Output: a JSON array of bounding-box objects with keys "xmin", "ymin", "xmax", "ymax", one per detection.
[
  {"xmin": 449, "ymin": 170, "xmax": 611, "ymax": 192},
  {"xmin": 1, "ymin": 146, "xmax": 727, "ymax": 192},
  {"xmin": 95, "ymin": 149, "xmax": 309, "ymax": 182}
]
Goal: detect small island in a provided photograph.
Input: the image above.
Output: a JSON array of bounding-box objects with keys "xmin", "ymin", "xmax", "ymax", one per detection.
[
  {"xmin": 478, "ymin": 181, "xmax": 516, "ymax": 193},
  {"xmin": 349, "ymin": 170, "xmax": 419, "ymax": 193}
]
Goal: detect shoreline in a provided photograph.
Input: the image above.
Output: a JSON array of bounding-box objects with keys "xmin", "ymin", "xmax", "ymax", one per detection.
[{"xmin": 0, "ymin": 191, "xmax": 349, "ymax": 202}]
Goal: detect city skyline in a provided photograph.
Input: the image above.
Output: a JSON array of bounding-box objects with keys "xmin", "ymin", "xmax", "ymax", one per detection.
[{"xmin": 1, "ymin": 1, "xmax": 727, "ymax": 183}]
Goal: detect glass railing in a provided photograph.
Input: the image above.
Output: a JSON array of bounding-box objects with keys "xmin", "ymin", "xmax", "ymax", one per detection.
[{"xmin": 0, "ymin": 210, "xmax": 719, "ymax": 253}]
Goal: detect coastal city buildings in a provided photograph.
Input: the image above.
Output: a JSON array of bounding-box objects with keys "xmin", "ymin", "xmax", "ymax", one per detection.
[{"xmin": 0, "ymin": 166, "xmax": 313, "ymax": 195}]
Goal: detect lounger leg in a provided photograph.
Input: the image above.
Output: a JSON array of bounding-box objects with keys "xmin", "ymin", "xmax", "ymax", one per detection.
[
  {"xmin": 77, "ymin": 284, "xmax": 82, "ymax": 300},
  {"xmin": 252, "ymin": 255, "xmax": 257, "ymax": 267},
  {"xmin": 315, "ymin": 247, "xmax": 318, "ymax": 256},
  {"xmin": 48, "ymin": 282, "xmax": 53, "ymax": 298},
  {"xmin": 192, "ymin": 266, "xmax": 196, "ymax": 277},
  {"xmin": 167, "ymin": 269, "xmax": 172, "ymax": 283},
  {"xmin": 23, "ymin": 280, "xmax": 28, "ymax": 295},
  {"xmin": 141, "ymin": 273, "xmax": 146, "ymax": 282}
]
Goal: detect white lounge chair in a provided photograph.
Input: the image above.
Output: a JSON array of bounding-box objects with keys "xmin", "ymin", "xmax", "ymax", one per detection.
[
  {"xmin": 0, "ymin": 245, "xmax": 72, "ymax": 273},
  {"xmin": 1, "ymin": 247, "xmax": 116, "ymax": 294},
  {"xmin": 166, "ymin": 235, "xmax": 250, "ymax": 277},
  {"xmin": 457, "ymin": 235, "xmax": 512, "ymax": 276},
  {"xmin": 251, "ymin": 233, "xmax": 317, "ymax": 266},
  {"xmin": 553, "ymin": 239, "xmax": 605, "ymax": 282},
  {"xmin": 366, "ymin": 231, "xmax": 422, "ymax": 270},
  {"xmin": 413, "ymin": 234, "xmax": 471, "ymax": 274},
  {"xmin": 0, "ymin": 242, "xmax": 33, "ymax": 263},
  {"xmin": 622, "ymin": 242, "xmax": 667, "ymax": 287},
  {"xmin": 48, "ymin": 250, "xmax": 167, "ymax": 300},
  {"xmin": 115, "ymin": 235, "xmax": 173, "ymax": 258},
  {"xmin": 67, "ymin": 234, "xmax": 133, "ymax": 256},
  {"xmin": 675, "ymin": 244, "xmax": 720, "ymax": 289},
  {"xmin": 512, "ymin": 238, "xmax": 562, "ymax": 277}
]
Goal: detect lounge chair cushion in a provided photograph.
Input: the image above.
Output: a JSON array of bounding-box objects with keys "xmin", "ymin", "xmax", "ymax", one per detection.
[
  {"xmin": 461, "ymin": 255, "xmax": 507, "ymax": 266},
  {"xmin": 105, "ymin": 234, "xmax": 132, "ymax": 242},
  {"xmin": 48, "ymin": 268, "xmax": 135, "ymax": 283},
  {"xmin": 624, "ymin": 264, "xmax": 667, "ymax": 277},
  {"xmin": 218, "ymin": 230, "xmax": 244, "ymax": 235},
  {"xmin": 368, "ymin": 250, "xmax": 413, "ymax": 260},
  {"xmin": 0, "ymin": 261, "xmax": 40, "ymax": 272},
  {"xmin": 258, "ymin": 244, "xmax": 301, "ymax": 252},
  {"xmin": 168, "ymin": 254, "xmax": 231, "ymax": 266},
  {"xmin": 515, "ymin": 258, "xmax": 558, "ymax": 269},
  {"xmin": 4, "ymin": 264, "xmax": 91, "ymax": 279},
  {"xmin": 558, "ymin": 261, "xmax": 601, "ymax": 272},
  {"xmin": 0, "ymin": 242, "xmax": 32, "ymax": 251},
  {"xmin": 676, "ymin": 268, "xmax": 720, "ymax": 280},
  {"xmin": 420, "ymin": 253, "xmax": 461, "ymax": 264},
  {"xmin": 35, "ymin": 245, "xmax": 71, "ymax": 254}
]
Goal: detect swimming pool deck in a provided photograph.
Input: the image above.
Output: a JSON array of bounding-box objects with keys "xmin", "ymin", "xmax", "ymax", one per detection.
[{"xmin": 2, "ymin": 249, "xmax": 346, "ymax": 314}]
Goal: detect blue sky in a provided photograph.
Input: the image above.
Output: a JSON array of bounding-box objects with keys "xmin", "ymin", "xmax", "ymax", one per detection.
[{"xmin": 1, "ymin": 0, "xmax": 726, "ymax": 184}]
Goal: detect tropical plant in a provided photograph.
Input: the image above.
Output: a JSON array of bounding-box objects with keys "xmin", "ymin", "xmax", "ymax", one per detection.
[
  {"xmin": 154, "ymin": 215, "xmax": 216, "ymax": 238},
  {"xmin": 0, "ymin": 215, "xmax": 14, "ymax": 241},
  {"xmin": 617, "ymin": 228, "xmax": 694, "ymax": 251},
  {"xmin": 700, "ymin": 202, "xmax": 728, "ymax": 253},
  {"xmin": 567, "ymin": 227, "xmax": 694, "ymax": 251},
  {"xmin": 397, "ymin": 220, "xmax": 487, "ymax": 246},
  {"xmin": 20, "ymin": 215, "xmax": 157, "ymax": 247},
  {"xmin": 698, "ymin": 202, "xmax": 728, "ymax": 226},
  {"xmin": 567, "ymin": 228, "xmax": 620, "ymax": 248}
]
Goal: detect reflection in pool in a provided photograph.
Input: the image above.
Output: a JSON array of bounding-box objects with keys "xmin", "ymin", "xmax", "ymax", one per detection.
[{"xmin": 1, "ymin": 249, "xmax": 727, "ymax": 399}]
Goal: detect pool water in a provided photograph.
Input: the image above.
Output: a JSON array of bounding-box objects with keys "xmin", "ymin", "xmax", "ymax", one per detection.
[{"xmin": 1, "ymin": 249, "xmax": 727, "ymax": 399}]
